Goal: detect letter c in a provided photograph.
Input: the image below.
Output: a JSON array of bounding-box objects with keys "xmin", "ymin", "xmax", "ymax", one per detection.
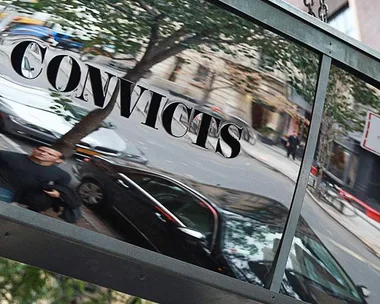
[
  {"xmin": 11, "ymin": 40, "xmax": 46, "ymax": 79},
  {"xmin": 162, "ymin": 102, "xmax": 192, "ymax": 138}
]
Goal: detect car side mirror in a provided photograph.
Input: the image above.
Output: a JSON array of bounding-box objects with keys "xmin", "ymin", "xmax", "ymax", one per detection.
[
  {"xmin": 177, "ymin": 227, "xmax": 205, "ymax": 242},
  {"xmin": 30, "ymin": 67, "xmax": 35, "ymax": 71},
  {"xmin": 357, "ymin": 285, "xmax": 370, "ymax": 298}
]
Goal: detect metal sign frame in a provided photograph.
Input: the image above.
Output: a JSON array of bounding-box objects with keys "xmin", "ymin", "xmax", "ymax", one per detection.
[
  {"xmin": 1, "ymin": 0, "xmax": 380, "ymax": 303},
  {"xmin": 361, "ymin": 111, "xmax": 380, "ymax": 156}
]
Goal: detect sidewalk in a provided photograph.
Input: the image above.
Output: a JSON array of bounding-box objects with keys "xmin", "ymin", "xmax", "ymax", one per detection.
[
  {"xmin": 187, "ymin": 131, "xmax": 380, "ymax": 258},
  {"xmin": 244, "ymin": 141, "xmax": 380, "ymax": 257}
]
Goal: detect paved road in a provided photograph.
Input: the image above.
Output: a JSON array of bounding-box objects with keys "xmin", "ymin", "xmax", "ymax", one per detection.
[
  {"xmin": 0, "ymin": 43, "xmax": 379, "ymax": 303},
  {"xmin": 7, "ymin": 103, "xmax": 380, "ymax": 303}
]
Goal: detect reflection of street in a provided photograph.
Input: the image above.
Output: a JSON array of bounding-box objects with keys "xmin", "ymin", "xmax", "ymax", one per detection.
[
  {"xmin": 0, "ymin": 42, "xmax": 379, "ymax": 303},
  {"xmin": 4, "ymin": 106, "xmax": 380, "ymax": 303}
]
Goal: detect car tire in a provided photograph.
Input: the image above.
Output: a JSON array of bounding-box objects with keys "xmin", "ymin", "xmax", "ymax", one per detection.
[{"xmin": 77, "ymin": 179, "xmax": 105, "ymax": 208}]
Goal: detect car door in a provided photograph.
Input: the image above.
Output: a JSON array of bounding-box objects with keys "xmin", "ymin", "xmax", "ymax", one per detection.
[
  {"xmin": 107, "ymin": 172, "xmax": 184, "ymax": 257},
  {"xmin": 113, "ymin": 172, "xmax": 219, "ymax": 268}
]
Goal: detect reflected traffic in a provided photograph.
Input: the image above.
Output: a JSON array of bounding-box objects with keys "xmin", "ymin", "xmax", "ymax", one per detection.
[
  {"xmin": 0, "ymin": 1, "xmax": 378, "ymax": 304},
  {"xmin": 73, "ymin": 155, "xmax": 368, "ymax": 303}
]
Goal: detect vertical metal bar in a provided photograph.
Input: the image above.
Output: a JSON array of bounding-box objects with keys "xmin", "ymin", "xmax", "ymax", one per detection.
[{"xmin": 267, "ymin": 54, "xmax": 332, "ymax": 292}]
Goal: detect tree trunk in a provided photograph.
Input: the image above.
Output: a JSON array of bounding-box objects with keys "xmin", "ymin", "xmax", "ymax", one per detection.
[
  {"xmin": 123, "ymin": 60, "xmax": 153, "ymax": 83},
  {"xmin": 52, "ymin": 82, "xmax": 120, "ymax": 158},
  {"xmin": 201, "ymin": 71, "xmax": 216, "ymax": 105},
  {"xmin": 314, "ymin": 114, "xmax": 335, "ymax": 195},
  {"xmin": 52, "ymin": 31, "xmax": 192, "ymax": 158}
]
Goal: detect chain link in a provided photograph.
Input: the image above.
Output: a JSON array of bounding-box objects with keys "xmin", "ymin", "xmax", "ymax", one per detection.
[
  {"xmin": 303, "ymin": 0, "xmax": 316, "ymax": 17},
  {"xmin": 318, "ymin": 0, "xmax": 329, "ymax": 22}
]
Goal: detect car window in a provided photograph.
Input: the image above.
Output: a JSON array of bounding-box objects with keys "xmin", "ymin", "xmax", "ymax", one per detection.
[
  {"xmin": 287, "ymin": 237, "xmax": 362, "ymax": 301},
  {"xmin": 128, "ymin": 174, "xmax": 215, "ymax": 237},
  {"xmin": 221, "ymin": 211, "xmax": 362, "ymax": 302}
]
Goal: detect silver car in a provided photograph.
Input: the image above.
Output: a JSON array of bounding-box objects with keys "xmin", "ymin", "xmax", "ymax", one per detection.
[{"xmin": 0, "ymin": 77, "xmax": 148, "ymax": 164}]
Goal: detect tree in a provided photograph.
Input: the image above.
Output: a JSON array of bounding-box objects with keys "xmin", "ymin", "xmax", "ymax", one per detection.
[
  {"xmin": 279, "ymin": 45, "xmax": 380, "ymax": 190},
  {"xmin": 0, "ymin": 257, "xmax": 155, "ymax": 303},
  {"xmin": 8, "ymin": 0, "xmax": 294, "ymax": 156}
]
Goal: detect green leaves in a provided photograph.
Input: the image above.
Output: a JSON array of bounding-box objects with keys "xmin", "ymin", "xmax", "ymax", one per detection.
[{"xmin": 0, "ymin": 257, "xmax": 154, "ymax": 303}]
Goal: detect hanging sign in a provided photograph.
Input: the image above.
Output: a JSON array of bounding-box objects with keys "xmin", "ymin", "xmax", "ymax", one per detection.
[{"xmin": 361, "ymin": 111, "xmax": 380, "ymax": 156}]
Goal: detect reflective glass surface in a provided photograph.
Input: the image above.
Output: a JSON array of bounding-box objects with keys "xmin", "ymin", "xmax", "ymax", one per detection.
[
  {"xmin": 0, "ymin": 0, "xmax": 327, "ymax": 298},
  {"xmin": 290, "ymin": 64, "xmax": 380, "ymax": 304}
]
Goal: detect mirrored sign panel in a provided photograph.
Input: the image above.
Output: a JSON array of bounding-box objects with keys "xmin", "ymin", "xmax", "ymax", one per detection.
[
  {"xmin": 0, "ymin": 0, "xmax": 319, "ymax": 295},
  {"xmin": 289, "ymin": 64, "xmax": 380, "ymax": 304}
]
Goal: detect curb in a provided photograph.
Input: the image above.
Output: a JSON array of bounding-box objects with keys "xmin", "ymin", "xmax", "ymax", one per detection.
[
  {"xmin": 306, "ymin": 188, "xmax": 380, "ymax": 259},
  {"xmin": 240, "ymin": 146, "xmax": 298, "ymax": 183}
]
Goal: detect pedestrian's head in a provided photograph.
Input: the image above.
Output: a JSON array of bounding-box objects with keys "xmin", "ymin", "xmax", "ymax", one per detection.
[
  {"xmin": 30, "ymin": 146, "xmax": 64, "ymax": 166},
  {"xmin": 293, "ymin": 130, "xmax": 298, "ymax": 136}
]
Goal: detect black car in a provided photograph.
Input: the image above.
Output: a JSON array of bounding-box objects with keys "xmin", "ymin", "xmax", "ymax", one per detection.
[{"xmin": 73, "ymin": 156, "xmax": 369, "ymax": 304}]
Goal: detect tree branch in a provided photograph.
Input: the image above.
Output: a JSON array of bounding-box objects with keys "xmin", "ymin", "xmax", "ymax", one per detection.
[
  {"xmin": 134, "ymin": 0, "xmax": 160, "ymax": 16},
  {"xmin": 156, "ymin": 27, "xmax": 188, "ymax": 51},
  {"xmin": 148, "ymin": 33, "xmax": 205, "ymax": 66},
  {"xmin": 209, "ymin": 84, "xmax": 234, "ymax": 91}
]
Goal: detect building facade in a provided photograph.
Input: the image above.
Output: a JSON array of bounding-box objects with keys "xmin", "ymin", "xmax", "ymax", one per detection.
[{"xmin": 287, "ymin": 0, "xmax": 380, "ymax": 210}]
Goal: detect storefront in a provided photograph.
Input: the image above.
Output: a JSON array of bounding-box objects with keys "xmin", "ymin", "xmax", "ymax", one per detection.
[{"xmin": 325, "ymin": 136, "xmax": 380, "ymax": 211}]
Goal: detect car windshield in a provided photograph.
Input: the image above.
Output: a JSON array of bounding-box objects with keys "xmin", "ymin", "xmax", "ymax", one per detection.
[
  {"xmin": 60, "ymin": 104, "xmax": 113, "ymax": 129},
  {"xmin": 124, "ymin": 142, "xmax": 141, "ymax": 155},
  {"xmin": 0, "ymin": 78, "xmax": 113, "ymax": 129},
  {"xmin": 221, "ymin": 211, "xmax": 362, "ymax": 302}
]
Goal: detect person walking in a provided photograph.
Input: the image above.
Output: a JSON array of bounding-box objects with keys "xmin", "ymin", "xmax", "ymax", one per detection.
[
  {"xmin": 286, "ymin": 131, "xmax": 300, "ymax": 161},
  {"xmin": 0, "ymin": 146, "xmax": 71, "ymax": 204}
]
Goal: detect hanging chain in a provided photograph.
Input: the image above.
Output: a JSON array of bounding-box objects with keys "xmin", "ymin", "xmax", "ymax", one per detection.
[
  {"xmin": 318, "ymin": 0, "xmax": 329, "ymax": 22},
  {"xmin": 303, "ymin": 0, "xmax": 329, "ymax": 22},
  {"xmin": 303, "ymin": 0, "xmax": 316, "ymax": 17}
]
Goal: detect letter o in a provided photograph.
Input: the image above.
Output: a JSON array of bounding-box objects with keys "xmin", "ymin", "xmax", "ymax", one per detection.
[{"xmin": 47, "ymin": 55, "xmax": 81, "ymax": 92}]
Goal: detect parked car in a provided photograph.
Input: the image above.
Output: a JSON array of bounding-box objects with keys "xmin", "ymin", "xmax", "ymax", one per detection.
[
  {"xmin": 227, "ymin": 114, "xmax": 257, "ymax": 145},
  {"xmin": 0, "ymin": 77, "xmax": 147, "ymax": 163},
  {"xmin": 188, "ymin": 104, "xmax": 227, "ymax": 137},
  {"xmin": 0, "ymin": 24, "xmax": 84, "ymax": 50},
  {"xmin": 0, "ymin": 24, "xmax": 57, "ymax": 46},
  {"xmin": 73, "ymin": 156, "xmax": 369, "ymax": 304},
  {"xmin": 54, "ymin": 32, "xmax": 84, "ymax": 51}
]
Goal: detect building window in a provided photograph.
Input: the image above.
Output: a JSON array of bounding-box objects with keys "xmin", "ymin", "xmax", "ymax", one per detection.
[
  {"xmin": 347, "ymin": 153, "xmax": 359, "ymax": 187},
  {"xmin": 168, "ymin": 57, "xmax": 185, "ymax": 82},
  {"xmin": 193, "ymin": 64, "xmax": 210, "ymax": 83},
  {"xmin": 328, "ymin": 6, "xmax": 359, "ymax": 39},
  {"xmin": 328, "ymin": 142, "xmax": 358, "ymax": 187}
]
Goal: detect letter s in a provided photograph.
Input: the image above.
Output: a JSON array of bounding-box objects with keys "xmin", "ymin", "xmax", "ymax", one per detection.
[{"xmin": 216, "ymin": 123, "xmax": 242, "ymax": 158}]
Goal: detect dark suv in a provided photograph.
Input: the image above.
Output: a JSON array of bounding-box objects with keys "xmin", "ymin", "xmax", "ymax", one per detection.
[{"xmin": 73, "ymin": 156, "xmax": 369, "ymax": 304}]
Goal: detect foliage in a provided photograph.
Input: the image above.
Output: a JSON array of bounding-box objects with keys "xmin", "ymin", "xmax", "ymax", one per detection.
[
  {"xmin": 8, "ymin": 0, "xmax": 380, "ymax": 171},
  {"xmin": 0, "ymin": 257, "xmax": 151, "ymax": 304},
  {"xmin": 9, "ymin": 0, "xmax": 287, "ymax": 80},
  {"xmin": 280, "ymin": 45, "xmax": 380, "ymax": 174}
]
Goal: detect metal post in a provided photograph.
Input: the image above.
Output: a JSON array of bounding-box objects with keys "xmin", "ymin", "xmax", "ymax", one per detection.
[{"xmin": 267, "ymin": 54, "xmax": 332, "ymax": 292}]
